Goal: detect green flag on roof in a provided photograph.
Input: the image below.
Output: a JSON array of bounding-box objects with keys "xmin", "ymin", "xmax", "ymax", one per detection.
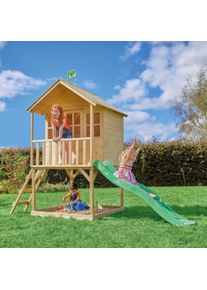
[{"xmin": 67, "ymin": 70, "xmax": 77, "ymax": 82}]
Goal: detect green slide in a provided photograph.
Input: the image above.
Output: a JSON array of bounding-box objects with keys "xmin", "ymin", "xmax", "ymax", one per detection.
[{"xmin": 93, "ymin": 160, "xmax": 196, "ymax": 226}]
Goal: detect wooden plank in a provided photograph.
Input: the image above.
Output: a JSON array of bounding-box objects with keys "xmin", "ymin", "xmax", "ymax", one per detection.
[
  {"xmin": 61, "ymin": 140, "xmax": 65, "ymax": 164},
  {"xmin": 30, "ymin": 113, "xmax": 34, "ymax": 166},
  {"xmin": 90, "ymin": 104, "xmax": 94, "ymax": 165},
  {"xmin": 83, "ymin": 139, "xmax": 86, "ymax": 165},
  {"xmin": 27, "ymin": 81, "xmax": 62, "ymax": 112},
  {"xmin": 10, "ymin": 169, "xmax": 33, "ymax": 214},
  {"xmin": 92, "ymin": 207, "xmax": 124, "ymax": 220},
  {"xmin": 68, "ymin": 141, "xmax": 72, "ymax": 164},
  {"xmin": 31, "ymin": 210, "xmax": 93, "ymax": 221},
  {"xmin": 32, "ymin": 137, "xmax": 90, "ymax": 142},
  {"xmin": 36, "ymin": 143, "xmax": 40, "ymax": 165},
  {"xmin": 80, "ymin": 169, "xmax": 90, "ymax": 182},
  {"xmin": 42, "ymin": 142, "xmax": 45, "ymax": 165},
  {"xmin": 73, "ymin": 170, "xmax": 79, "ymax": 180},
  {"xmin": 76, "ymin": 140, "xmax": 79, "ymax": 165},
  {"xmin": 24, "ymin": 188, "xmax": 32, "ymax": 193},
  {"xmin": 24, "ymin": 169, "xmax": 46, "ymax": 212},
  {"xmin": 89, "ymin": 168, "xmax": 94, "ymax": 215},
  {"xmin": 32, "ymin": 169, "xmax": 36, "ymax": 211},
  {"xmin": 17, "ymin": 200, "xmax": 30, "ymax": 205},
  {"xmin": 45, "ymin": 118, "xmax": 48, "ymax": 139},
  {"xmin": 120, "ymin": 188, "xmax": 124, "ymax": 207},
  {"xmin": 31, "ymin": 165, "xmax": 93, "ymax": 169},
  {"xmin": 66, "ymin": 169, "xmax": 73, "ymax": 180},
  {"xmin": 49, "ymin": 141, "xmax": 52, "ymax": 165},
  {"xmin": 31, "ymin": 206, "xmax": 124, "ymax": 221},
  {"xmin": 55, "ymin": 141, "xmax": 58, "ymax": 165},
  {"xmin": 93, "ymin": 169, "xmax": 98, "ymax": 183}
]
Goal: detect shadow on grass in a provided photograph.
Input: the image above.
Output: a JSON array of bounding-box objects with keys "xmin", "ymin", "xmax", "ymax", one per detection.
[{"xmin": 111, "ymin": 205, "xmax": 207, "ymax": 221}]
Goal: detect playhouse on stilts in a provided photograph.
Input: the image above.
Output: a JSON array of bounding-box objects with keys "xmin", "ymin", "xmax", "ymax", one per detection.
[{"xmin": 10, "ymin": 79, "xmax": 127, "ymax": 220}]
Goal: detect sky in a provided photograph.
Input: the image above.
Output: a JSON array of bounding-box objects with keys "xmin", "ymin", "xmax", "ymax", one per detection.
[{"xmin": 0, "ymin": 41, "xmax": 207, "ymax": 147}]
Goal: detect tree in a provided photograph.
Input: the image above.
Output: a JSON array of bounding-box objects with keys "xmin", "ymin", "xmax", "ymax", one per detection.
[{"xmin": 174, "ymin": 66, "xmax": 207, "ymax": 140}]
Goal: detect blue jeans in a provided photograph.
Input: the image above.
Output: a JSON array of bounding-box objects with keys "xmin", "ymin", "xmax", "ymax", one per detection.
[{"xmin": 56, "ymin": 127, "xmax": 72, "ymax": 138}]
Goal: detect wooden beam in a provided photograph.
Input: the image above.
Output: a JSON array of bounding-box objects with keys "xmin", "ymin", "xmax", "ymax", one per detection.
[
  {"xmin": 30, "ymin": 113, "xmax": 34, "ymax": 166},
  {"xmin": 45, "ymin": 118, "xmax": 48, "ymax": 139},
  {"xmin": 24, "ymin": 169, "xmax": 46, "ymax": 212},
  {"xmin": 83, "ymin": 139, "xmax": 86, "ymax": 165},
  {"xmin": 90, "ymin": 104, "xmax": 94, "ymax": 165},
  {"xmin": 32, "ymin": 169, "xmax": 36, "ymax": 211},
  {"xmin": 10, "ymin": 169, "xmax": 34, "ymax": 214},
  {"xmin": 76, "ymin": 140, "xmax": 79, "ymax": 165},
  {"xmin": 73, "ymin": 170, "xmax": 80, "ymax": 179},
  {"xmin": 120, "ymin": 188, "xmax": 124, "ymax": 207},
  {"xmin": 80, "ymin": 169, "xmax": 90, "ymax": 182},
  {"xmin": 36, "ymin": 143, "xmax": 39, "ymax": 165},
  {"xmin": 93, "ymin": 169, "xmax": 98, "ymax": 183},
  {"xmin": 89, "ymin": 168, "xmax": 94, "ymax": 215}
]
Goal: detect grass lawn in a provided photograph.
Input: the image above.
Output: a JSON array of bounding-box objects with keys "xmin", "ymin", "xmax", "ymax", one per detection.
[{"xmin": 0, "ymin": 186, "xmax": 207, "ymax": 248}]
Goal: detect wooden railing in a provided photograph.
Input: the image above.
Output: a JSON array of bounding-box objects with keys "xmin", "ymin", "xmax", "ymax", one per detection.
[{"xmin": 31, "ymin": 137, "xmax": 91, "ymax": 167}]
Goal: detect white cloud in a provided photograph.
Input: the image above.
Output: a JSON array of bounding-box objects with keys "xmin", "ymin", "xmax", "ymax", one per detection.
[
  {"xmin": 0, "ymin": 70, "xmax": 46, "ymax": 98},
  {"xmin": 138, "ymin": 41, "xmax": 207, "ymax": 109},
  {"xmin": 109, "ymin": 78, "xmax": 145, "ymax": 105},
  {"xmin": 0, "ymin": 101, "xmax": 6, "ymax": 111},
  {"xmin": 83, "ymin": 80, "xmax": 98, "ymax": 90},
  {"xmin": 111, "ymin": 41, "xmax": 207, "ymax": 139},
  {"xmin": 0, "ymin": 42, "xmax": 6, "ymax": 49},
  {"xmin": 120, "ymin": 42, "xmax": 142, "ymax": 60},
  {"xmin": 124, "ymin": 110, "xmax": 178, "ymax": 140},
  {"xmin": 109, "ymin": 41, "xmax": 207, "ymax": 111}
]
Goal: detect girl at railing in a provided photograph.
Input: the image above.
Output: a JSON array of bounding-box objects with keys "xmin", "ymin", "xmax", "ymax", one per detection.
[
  {"xmin": 62, "ymin": 182, "xmax": 90, "ymax": 211},
  {"xmin": 50, "ymin": 104, "xmax": 72, "ymax": 163},
  {"xmin": 114, "ymin": 139, "xmax": 157, "ymax": 198}
]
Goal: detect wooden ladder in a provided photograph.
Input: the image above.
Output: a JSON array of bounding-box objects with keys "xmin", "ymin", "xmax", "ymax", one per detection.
[{"xmin": 10, "ymin": 168, "xmax": 46, "ymax": 214}]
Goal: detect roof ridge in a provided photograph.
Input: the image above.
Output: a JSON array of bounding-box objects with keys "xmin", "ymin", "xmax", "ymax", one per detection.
[
  {"xmin": 60, "ymin": 79, "xmax": 100, "ymax": 99},
  {"xmin": 60, "ymin": 79, "xmax": 127, "ymax": 117}
]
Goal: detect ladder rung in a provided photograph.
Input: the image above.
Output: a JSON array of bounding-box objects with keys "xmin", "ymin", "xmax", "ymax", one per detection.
[
  {"xmin": 17, "ymin": 200, "xmax": 30, "ymax": 205},
  {"xmin": 24, "ymin": 188, "xmax": 32, "ymax": 192}
]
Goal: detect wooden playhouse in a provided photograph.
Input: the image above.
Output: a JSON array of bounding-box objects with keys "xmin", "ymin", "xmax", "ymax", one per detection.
[{"xmin": 11, "ymin": 79, "xmax": 127, "ymax": 220}]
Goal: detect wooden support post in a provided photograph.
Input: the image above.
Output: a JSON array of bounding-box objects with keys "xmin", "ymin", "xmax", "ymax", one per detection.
[
  {"xmin": 45, "ymin": 118, "xmax": 48, "ymax": 139},
  {"xmin": 89, "ymin": 168, "xmax": 94, "ymax": 215},
  {"xmin": 55, "ymin": 141, "xmax": 58, "ymax": 165},
  {"xmin": 61, "ymin": 140, "xmax": 65, "ymax": 164},
  {"xmin": 93, "ymin": 169, "xmax": 98, "ymax": 183},
  {"xmin": 120, "ymin": 188, "xmax": 124, "ymax": 207},
  {"xmin": 76, "ymin": 140, "xmax": 79, "ymax": 165},
  {"xmin": 83, "ymin": 140, "xmax": 86, "ymax": 165},
  {"xmin": 68, "ymin": 141, "xmax": 72, "ymax": 164},
  {"xmin": 42, "ymin": 142, "xmax": 45, "ymax": 166},
  {"xmin": 32, "ymin": 169, "xmax": 36, "ymax": 211},
  {"xmin": 30, "ymin": 113, "xmax": 34, "ymax": 166},
  {"xmin": 49, "ymin": 141, "xmax": 52, "ymax": 165},
  {"xmin": 36, "ymin": 143, "xmax": 39, "ymax": 165},
  {"xmin": 90, "ymin": 104, "xmax": 94, "ymax": 165}
]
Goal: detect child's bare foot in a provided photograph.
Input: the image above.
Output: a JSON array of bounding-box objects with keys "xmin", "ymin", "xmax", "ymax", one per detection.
[{"xmin": 149, "ymin": 193, "xmax": 157, "ymax": 198}]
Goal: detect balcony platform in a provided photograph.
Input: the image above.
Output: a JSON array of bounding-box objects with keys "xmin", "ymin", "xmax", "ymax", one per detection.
[
  {"xmin": 31, "ymin": 205, "xmax": 124, "ymax": 221},
  {"xmin": 31, "ymin": 164, "xmax": 93, "ymax": 169}
]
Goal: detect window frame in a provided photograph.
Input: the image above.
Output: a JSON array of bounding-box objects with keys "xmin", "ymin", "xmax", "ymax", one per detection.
[{"xmin": 85, "ymin": 111, "xmax": 102, "ymax": 138}]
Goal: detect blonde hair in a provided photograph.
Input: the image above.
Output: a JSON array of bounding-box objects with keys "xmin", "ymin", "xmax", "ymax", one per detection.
[
  {"xmin": 119, "ymin": 147, "xmax": 130, "ymax": 164},
  {"xmin": 50, "ymin": 104, "xmax": 64, "ymax": 119}
]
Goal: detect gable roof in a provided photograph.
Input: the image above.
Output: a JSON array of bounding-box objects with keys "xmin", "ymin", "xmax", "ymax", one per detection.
[{"xmin": 27, "ymin": 79, "xmax": 127, "ymax": 117}]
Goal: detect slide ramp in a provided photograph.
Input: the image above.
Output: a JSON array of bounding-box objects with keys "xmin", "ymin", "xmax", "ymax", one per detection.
[{"xmin": 93, "ymin": 160, "xmax": 196, "ymax": 226}]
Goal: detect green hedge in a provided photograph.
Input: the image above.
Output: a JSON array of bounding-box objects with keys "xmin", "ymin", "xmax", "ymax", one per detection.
[{"xmin": 1, "ymin": 141, "xmax": 207, "ymax": 193}]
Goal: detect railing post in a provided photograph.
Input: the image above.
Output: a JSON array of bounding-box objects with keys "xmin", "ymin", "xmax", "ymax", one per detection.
[
  {"xmin": 30, "ymin": 113, "xmax": 34, "ymax": 166},
  {"xmin": 89, "ymin": 168, "xmax": 94, "ymax": 215},
  {"xmin": 83, "ymin": 139, "xmax": 86, "ymax": 165},
  {"xmin": 36, "ymin": 143, "xmax": 39, "ymax": 165},
  {"xmin": 90, "ymin": 104, "xmax": 94, "ymax": 165}
]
